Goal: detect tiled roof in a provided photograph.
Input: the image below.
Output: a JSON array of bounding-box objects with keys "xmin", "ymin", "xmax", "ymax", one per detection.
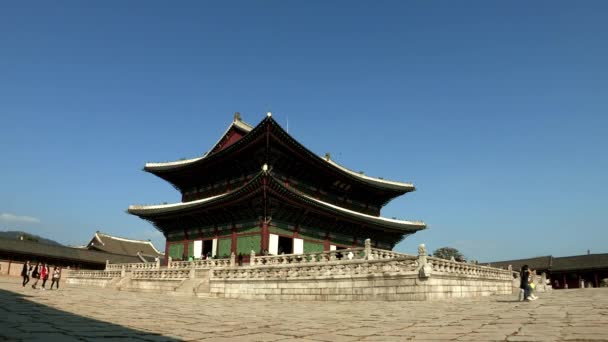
[
  {"xmin": 484, "ymin": 254, "xmax": 608, "ymax": 273},
  {"xmin": 0, "ymin": 238, "xmax": 141, "ymax": 264},
  {"xmin": 482, "ymin": 256, "xmax": 553, "ymax": 271},
  {"xmin": 551, "ymin": 254, "xmax": 608, "ymax": 272},
  {"xmin": 87, "ymin": 232, "xmax": 163, "ymax": 258}
]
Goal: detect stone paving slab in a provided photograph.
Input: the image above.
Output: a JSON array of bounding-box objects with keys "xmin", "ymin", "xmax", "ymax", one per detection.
[{"xmin": 1, "ymin": 277, "xmax": 608, "ymax": 341}]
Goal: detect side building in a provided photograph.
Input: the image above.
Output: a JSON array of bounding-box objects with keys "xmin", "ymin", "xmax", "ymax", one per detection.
[
  {"xmin": 485, "ymin": 253, "xmax": 608, "ymax": 289},
  {"xmin": 129, "ymin": 113, "xmax": 426, "ymax": 262},
  {"xmin": 0, "ymin": 232, "xmax": 164, "ymax": 276}
]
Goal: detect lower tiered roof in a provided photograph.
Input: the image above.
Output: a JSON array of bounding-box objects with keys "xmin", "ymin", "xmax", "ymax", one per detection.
[{"xmin": 129, "ymin": 165, "xmax": 425, "ymax": 236}]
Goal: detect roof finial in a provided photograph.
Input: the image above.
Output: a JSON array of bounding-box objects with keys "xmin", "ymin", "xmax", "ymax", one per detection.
[
  {"xmin": 266, "ymin": 111, "xmax": 272, "ymax": 118},
  {"xmin": 234, "ymin": 112, "xmax": 242, "ymax": 121},
  {"xmin": 325, "ymin": 152, "xmax": 331, "ymax": 161}
]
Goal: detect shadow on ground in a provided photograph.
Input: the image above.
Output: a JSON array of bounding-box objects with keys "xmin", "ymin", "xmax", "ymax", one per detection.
[{"xmin": 0, "ymin": 287, "xmax": 178, "ymax": 341}]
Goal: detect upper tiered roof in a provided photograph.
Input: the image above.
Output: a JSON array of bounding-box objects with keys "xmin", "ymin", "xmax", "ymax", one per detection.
[{"xmin": 142, "ymin": 113, "xmax": 415, "ymax": 208}]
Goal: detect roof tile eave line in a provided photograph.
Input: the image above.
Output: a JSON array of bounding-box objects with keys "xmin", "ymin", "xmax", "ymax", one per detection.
[
  {"xmin": 128, "ymin": 192, "xmax": 230, "ymax": 214},
  {"xmin": 323, "ymin": 159, "xmax": 415, "ymax": 190},
  {"xmin": 127, "ymin": 171, "xmax": 266, "ymax": 215}
]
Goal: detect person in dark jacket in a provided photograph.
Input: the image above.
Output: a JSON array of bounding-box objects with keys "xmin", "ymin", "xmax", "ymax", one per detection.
[
  {"xmin": 31, "ymin": 262, "xmax": 40, "ymax": 289},
  {"xmin": 21, "ymin": 261, "xmax": 31, "ymax": 287}
]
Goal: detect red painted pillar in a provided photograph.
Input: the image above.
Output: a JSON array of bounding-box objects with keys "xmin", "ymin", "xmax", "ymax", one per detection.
[
  {"xmin": 324, "ymin": 231, "xmax": 330, "ymax": 251},
  {"xmin": 183, "ymin": 230, "xmax": 189, "ymax": 260},
  {"xmin": 261, "ymin": 221, "xmax": 269, "ymax": 252},
  {"xmin": 231, "ymin": 225, "xmax": 237, "ymax": 254}
]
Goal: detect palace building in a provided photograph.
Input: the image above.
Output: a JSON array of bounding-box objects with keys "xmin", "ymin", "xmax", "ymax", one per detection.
[{"xmin": 128, "ymin": 113, "xmax": 425, "ymax": 262}]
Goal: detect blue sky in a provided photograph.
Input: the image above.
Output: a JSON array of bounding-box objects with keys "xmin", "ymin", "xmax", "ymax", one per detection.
[{"xmin": 1, "ymin": 1, "xmax": 606, "ymax": 261}]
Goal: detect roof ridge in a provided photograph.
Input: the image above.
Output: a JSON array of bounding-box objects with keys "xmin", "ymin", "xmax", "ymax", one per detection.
[{"xmin": 144, "ymin": 115, "xmax": 254, "ymax": 169}]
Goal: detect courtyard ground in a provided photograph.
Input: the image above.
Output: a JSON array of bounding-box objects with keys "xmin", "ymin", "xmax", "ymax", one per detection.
[{"xmin": 1, "ymin": 277, "xmax": 607, "ymax": 341}]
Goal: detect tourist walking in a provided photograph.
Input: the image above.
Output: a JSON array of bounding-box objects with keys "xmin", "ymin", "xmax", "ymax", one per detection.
[
  {"xmin": 21, "ymin": 261, "xmax": 31, "ymax": 287},
  {"xmin": 50, "ymin": 267, "xmax": 61, "ymax": 290},
  {"xmin": 520, "ymin": 265, "xmax": 536, "ymax": 301},
  {"xmin": 40, "ymin": 263, "xmax": 49, "ymax": 290},
  {"xmin": 31, "ymin": 262, "xmax": 40, "ymax": 289}
]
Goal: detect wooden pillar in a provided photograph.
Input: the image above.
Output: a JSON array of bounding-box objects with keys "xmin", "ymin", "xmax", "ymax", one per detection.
[
  {"xmin": 231, "ymin": 224, "xmax": 237, "ymax": 254},
  {"xmin": 324, "ymin": 230, "xmax": 330, "ymax": 251},
  {"xmin": 164, "ymin": 240, "xmax": 169, "ymax": 265},
  {"xmin": 183, "ymin": 229, "xmax": 189, "ymax": 260},
  {"xmin": 261, "ymin": 221, "xmax": 269, "ymax": 252},
  {"xmin": 563, "ymin": 274, "xmax": 567, "ymax": 289},
  {"xmin": 594, "ymin": 272, "xmax": 599, "ymax": 288}
]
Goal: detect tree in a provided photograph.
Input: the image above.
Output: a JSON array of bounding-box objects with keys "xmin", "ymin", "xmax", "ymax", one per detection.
[{"xmin": 433, "ymin": 247, "xmax": 465, "ymax": 262}]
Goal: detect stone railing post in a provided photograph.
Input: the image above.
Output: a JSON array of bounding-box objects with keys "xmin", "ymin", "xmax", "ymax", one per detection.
[
  {"xmin": 417, "ymin": 243, "xmax": 432, "ymax": 279},
  {"xmin": 168, "ymin": 256, "xmax": 172, "ymax": 269},
  {"xmin": 250, "ymin": 250, "xmax": 256, "ymax": 265},
  {"xmin": 230, "ymin": 252, "xmax": 236, "ymax": 267},
  {"xmin": 105, "ymin": 260, "xmax": 110, "ymax": 271},
  {"xmin": 121, "ymin": 265, "xmax": 126, "ymax": 278},
  {"xmin": 364, "ymin": 239, "xmax": 372, "ymax": 260},
  {"xmin": 156, "ymin": 258, "xmax": 160, "ymax": 270}
]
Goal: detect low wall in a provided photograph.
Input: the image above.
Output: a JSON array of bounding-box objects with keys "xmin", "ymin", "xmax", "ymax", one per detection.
[
  {"xmin": 209, "ymin": 256, "xmax": 511, "ymax": 301},
  {"xmin": 65, "ymin": 270, "xmax": 121, "ymax": 288},
  {"xmin": 0, "ymin": 260, "xmax": 25, "ymax": 277}
]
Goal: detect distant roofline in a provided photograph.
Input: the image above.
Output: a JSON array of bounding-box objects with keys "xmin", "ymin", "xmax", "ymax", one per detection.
[{"xmin": 95, "ymin": 232, "xmax": 164, "ymax": 256}]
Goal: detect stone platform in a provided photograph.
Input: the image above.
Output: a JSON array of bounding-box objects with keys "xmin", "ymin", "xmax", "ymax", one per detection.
[{"xmin": 2, "ymin": 277, "xmax": 608, "ymax": 341}]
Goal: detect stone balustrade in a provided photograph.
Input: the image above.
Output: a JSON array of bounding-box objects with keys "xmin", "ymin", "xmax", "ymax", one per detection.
[
  {"xmin": 213, "ymin": 256, "xmax": 419, "ymax": 280},
  {"xmin": 168, "ymin": 258, "xmax": 232, "ymax": 269},
  {"xmin": 131, "ymin": 269, "xmax": 191, "ymax": 280},
  {"xmin": 427, "ymin": 257, "xmax": 512, "ymax": 280},
  {"xmin": 67, "ymin": 270, "xmax": 122, "ymax": 279},
  {"xmin": 105, "ymin": 262, "xmax": 158, "ymax": 271}
]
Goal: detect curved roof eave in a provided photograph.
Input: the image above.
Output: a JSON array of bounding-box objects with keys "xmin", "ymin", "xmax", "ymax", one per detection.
[
  {"xmin": 128, "ymin": 192, "xmax": 229, "ymax": 215},
  {"xmin": 324, "ymin": 159, "xmax": 415, "ymax": 191},
  {"xmin": 143, "ymin": 118, "xmax": 254, "ymax": 172}
]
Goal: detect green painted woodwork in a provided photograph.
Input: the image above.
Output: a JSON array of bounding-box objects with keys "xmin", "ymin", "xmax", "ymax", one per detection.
[
  {"xmin": 168, "ymin": 244, "xmax": 184, "ymax": 260},
  {"xmin": 236, "ymin": 235, "xmax": 262, "ymax": 255},
  {"xmin": 268, "ymin": 226, "xmax": 293, "ymax": 236},
  {"xmin": 217, "ymin": 238, "xmax": 232, "ymax": 258},
  {"xmin": 303, "ymin": 241, "xmax": 325, "ymax": 253},
  {"xmin": 237, "ymin": 226, "xmax": 261, "ymax": 234},
  {"xmin": 188, "ymin": 241, "xmax": 194, "ymax": 258},
  {"xmin": 298, "ymin": 225, "xmax": 325, "ymax": 240}
]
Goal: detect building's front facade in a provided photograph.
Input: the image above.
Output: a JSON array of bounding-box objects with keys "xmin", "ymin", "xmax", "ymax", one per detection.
[{"xmin": 129, "ymin": 113, "xmax": 425, "ymax": 262}]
